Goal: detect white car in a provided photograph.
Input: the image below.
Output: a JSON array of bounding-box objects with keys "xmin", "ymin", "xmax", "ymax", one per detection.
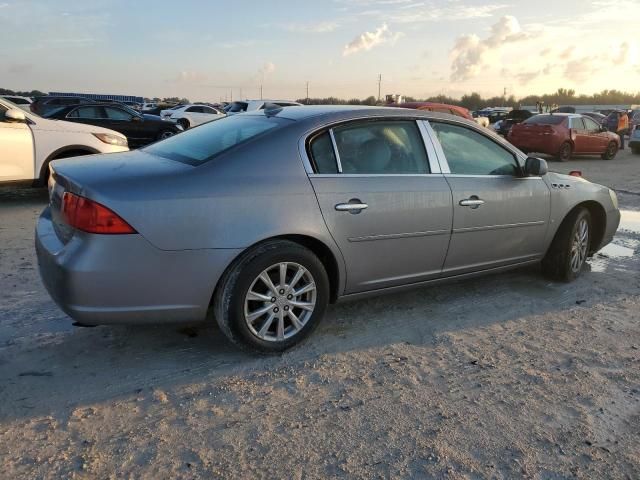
[
  {"xmin": 1, "ymin": 95, "xmax": 32, "ymax": 112},
  {"xmin": 141, "ymin": 102, "xmax": 158, "ymax": 112},
  {"xmin": 160, "ymin": 104, "xmax": 225, "ymax": 129},
  {"xmin": 225, "ymin": 99, "xmax": 303, "ymax": 115},
  {"xmin": 0, "ymin": 98, "xmax": 128, "ymax": 184}
]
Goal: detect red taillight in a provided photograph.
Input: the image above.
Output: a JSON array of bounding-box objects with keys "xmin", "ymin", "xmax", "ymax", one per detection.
[
  {"xmin": 569, "ymin": 171, "xmax": 582, "ymax": 177},
  {"xmin": 62, "ymin": 192, "xmax": 136, "ymax": 234}
]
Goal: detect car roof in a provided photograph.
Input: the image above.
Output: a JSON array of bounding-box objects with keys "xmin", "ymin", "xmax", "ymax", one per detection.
[{"xmin": 243, "ymin": 104, "xmax": 479, "ymax": 127}]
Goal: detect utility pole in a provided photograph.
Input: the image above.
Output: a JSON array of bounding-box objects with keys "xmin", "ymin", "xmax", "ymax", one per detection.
[
  {"xmin": 239, "ymin": 87, "xmax": 243, "ymax": 100},
  {"xmin": 377, "ymin": 74, "xmax": 382, "ymax": 103},
  {"xmin": 503, "ymin": 86, "xmax": 507, "ymax": 107},
  {"xmin": 306, "ymin": 81, "xmax": 309, "ymax": 104},
  {"xmin": 260, "ymin": 84, "xmax": 263, "ymax": 100}
]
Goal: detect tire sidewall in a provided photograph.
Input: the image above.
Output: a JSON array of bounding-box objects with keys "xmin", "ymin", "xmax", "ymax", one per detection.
[
  {"xmin": 220, "ymin": 242, "xmax": 329, "ymax": 352},
  {"xmin": 603, "ymin": 141, "xmax": 618, "ymax": 160},
  {"xmin": 558, "ymin": 142, "xmax": 572, "ymax": 162}
]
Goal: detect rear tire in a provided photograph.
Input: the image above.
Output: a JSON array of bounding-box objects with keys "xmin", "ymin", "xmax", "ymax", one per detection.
[
  {"xmin": 557, "ymin": 141, "xmax": 572, "ymax": 162},
  {"xmin": 213, "ymin": 240, "xmax": 330, "ymax": 353},
  {"xmin": 601, "ymin": 141, "xmax": 618, "ymax": 160},
  {"xmin": 157, "ymin": 130, "xmax": 175, "ymax": 140},
  {"xmin": 541, "ymin": 208, "xmax": 591, "ymax": 282}
]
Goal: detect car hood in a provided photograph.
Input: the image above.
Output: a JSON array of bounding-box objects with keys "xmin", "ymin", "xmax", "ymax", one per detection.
[{"xmin": 31, "ymin": 116, "xmax": 126, "ymax": 138}]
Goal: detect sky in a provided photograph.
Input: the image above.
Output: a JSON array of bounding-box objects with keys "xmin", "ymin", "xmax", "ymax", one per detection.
[{"xmin": 1, "ymin": 0, "xmax": 639, "ymax": 102}]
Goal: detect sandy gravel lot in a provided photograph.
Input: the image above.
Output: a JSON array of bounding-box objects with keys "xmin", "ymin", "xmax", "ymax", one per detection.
[{"xmin": 1, "ymin": 149, "xmax": 639, "ymax": 479}]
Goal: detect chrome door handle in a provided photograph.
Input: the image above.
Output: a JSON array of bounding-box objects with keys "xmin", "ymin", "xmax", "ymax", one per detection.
[
  {"xmin": 459, "ymin": 198, "xmax": 485, "ymax": 208},
  {"xmin": 335, "ymin": 201, "xmax": 368, "ymax": 213}
]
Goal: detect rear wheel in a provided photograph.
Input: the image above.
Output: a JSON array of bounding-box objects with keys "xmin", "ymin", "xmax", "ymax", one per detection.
[
  {"xmin": 157, "ymin": 130, "xmax": 175, "ymax": 140},
  {"xmin": 601, "ymin": 141, "xmax": 618, "ymax": 160},
  {"xmin": 213, "ymin": 240, "xmax": 330, "ymax": 353},
  {"xmin": 557, "ymin": 141, "xmax": 572, "ymax": 162},
  {"xmin": 541, "ymin": 207, "xmax": 591, "ymax": 282},
  {"xmin": 178, "ymin": 118, "xmax": 190, "ymax": 130}
]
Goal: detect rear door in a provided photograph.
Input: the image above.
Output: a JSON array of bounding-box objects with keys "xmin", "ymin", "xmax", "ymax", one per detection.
[
  {"xmin": 307, "ymin": 119, "xmax": 453, "ymax": 293},
  {"xmin": 428, "ymin": 121, "xmax": 550, "ymax": 275},
  {"xmin": 184, "ymin": 106, "xmax": 206, "ymax": 126},
  {"xmin": 0, "ymin": 103, "xmax": 34, "ymax": 181}
]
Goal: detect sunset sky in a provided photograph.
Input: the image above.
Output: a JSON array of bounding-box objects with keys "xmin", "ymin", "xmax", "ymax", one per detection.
[{"xmin": 1, "ymin": 0, "xmax": 639, "ymax": 102}]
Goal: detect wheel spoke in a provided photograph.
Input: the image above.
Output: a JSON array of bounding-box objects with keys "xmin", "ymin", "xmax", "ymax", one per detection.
[
  {"xmin": 288, "ymin": 266, "xmax": 306, "ymax": 291},
  {"xmin": 277, "ymin": 311, "xmax": 285, "ymax": 340},
  {"xmin": 294, "ymin": 282, "xmax": 316, "ymax": 297},
  {"xmin": 279, "ymin": 263, "xmax": 288, "ymax": 290},
  {"xmin": 247, "ymin": 291, "xmax": 273, "ymax": 302},
  {"xmin": 290, "ymin": 300, "xmax": 314, "ymax": 311},
  {"xmin": 287, "ymin": 310, "xmax": 304, "ymax": 331},
  {"xmin": 258, "ymin": 312, "xmax": 276, "ymax": 337},
  {"xmin": 259, "ymin": 272, "xmax": 277, "ymax": 294},
  {"xmin": 247, "ymin": 304, "xmax": 272, "ymax": 323}
]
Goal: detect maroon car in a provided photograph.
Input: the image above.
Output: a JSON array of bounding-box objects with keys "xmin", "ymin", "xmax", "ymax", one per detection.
[{"xmin": 508, "ymin": 113, "xmax": 620, "ymax": 161}]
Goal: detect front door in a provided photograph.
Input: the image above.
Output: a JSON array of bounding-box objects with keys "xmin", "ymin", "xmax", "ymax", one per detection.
[
  {"xmin": 0, "ymin": 104, "xmax": 34, "ymax": 181},
  {"xmin": 308, "ymin": 119, "xmax": 453, "ymax": 293},
  {"xmin": 582, "ymin": 116, "xmax": 609, "ymax": 152},
  {"xmin": 429, "ymin": 121, "xmax": 551, "ymax": 276}
]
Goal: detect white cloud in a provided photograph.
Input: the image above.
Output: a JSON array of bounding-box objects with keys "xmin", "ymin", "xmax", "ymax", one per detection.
[
  {"xmin": 343, "ymin": 23, "xmax": 402, "ymax": 56},
  {"xmin": 449, "ymin": 15, "xmax": 529, "ymax": 81}
]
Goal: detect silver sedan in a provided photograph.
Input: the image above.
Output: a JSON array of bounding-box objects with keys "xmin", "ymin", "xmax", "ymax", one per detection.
[{"xmin": 36, "ymin": 106, "xmax": 620, "ymax": 352}]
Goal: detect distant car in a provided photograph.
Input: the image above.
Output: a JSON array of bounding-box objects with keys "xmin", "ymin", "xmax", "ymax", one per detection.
[
  {"xmin": 629, "ymin": 125, "xmax": 640, "ymax": 154},
  {"xmin": 142, "ymin": 102, "xmax": 158, "ymax": 112},
  {"xmin": 390, "ymin": 102, "xmax": 474, "ymax": 121},
  {"xmin": 1, "ymin": 95, "xmax": 32, "ymax": 112},
  {"xmin": 628, "ymin": 109, "xmax": 640, "ymax": 131},
  {"xmin": 30, "ymin": 95, "xmax": 92, "ymax": 116},
  {"xmin": 508, "ymin": 113, "xmax": 620, "ymax": 161},
  {"xmin": 224, "ymin": 100, "xmax": 303, "ymax": 115},
  {"xmin": 0, "ymin": 97, "xmax": 128, "ymax": 184},
  {"xmin": 35, "ymin": 106, "xmax": 620, "ymax": 353},
  {"xmin": 582, "ymin": 112, "xmax": 607, "ymax": 126},
  {"xmin": 160, "ymin": 104, "xmax": 225, "ymax": 129},
  {"xmin": 497, "ymin": 109, "xmax": 534, "ymax": 136},
  {"xmin": 44, "ymin": 103, "xmax": 182, "ymax": 148}
]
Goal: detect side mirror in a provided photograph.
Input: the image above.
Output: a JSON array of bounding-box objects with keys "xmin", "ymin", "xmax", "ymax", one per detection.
[
  {"xmin": 524, "ymin": 156, "xmax": 548, "ymax": 176},
  {"xmin": 132, "ymin": 115, "xmax": 142, "ymax": 122},
  {"xmin": 5, "ymin": 108, "xmax": 27, "ymax": 123}
]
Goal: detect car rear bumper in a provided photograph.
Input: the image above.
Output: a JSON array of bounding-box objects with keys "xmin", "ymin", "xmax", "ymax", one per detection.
[{"xmin": 35, "ymin": 207, "xmax": 241, "ymax": 325}]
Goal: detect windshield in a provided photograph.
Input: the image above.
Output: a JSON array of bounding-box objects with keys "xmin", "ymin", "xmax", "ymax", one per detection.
[
  {"xmin": 144, "ymin": 115, "xmax": 288, "ymax": 166},
  {"xmin": 226, "ymin": 102, "xmax": 248, "ymax": 113},
  {"xmin": 523, "ymin": 115, "xmax": 565, "ymax": 125}
]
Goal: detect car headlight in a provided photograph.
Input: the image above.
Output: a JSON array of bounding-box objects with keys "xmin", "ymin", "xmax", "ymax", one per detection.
[
  {"xmin": 609, "ymin": 189, "xmax": 618, "ymax": 209},
  {"xmin": 93, "ymin": 133, "xmax": 128, "ymax": 147}
]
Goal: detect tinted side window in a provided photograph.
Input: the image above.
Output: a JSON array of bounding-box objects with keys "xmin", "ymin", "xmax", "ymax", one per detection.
[
  {"xmin": 309, "ymin": 132, "xmax": 338, "ymax": 174},
  {"xmin": 332, "ymin": 121, "xmax": 429, "ymax": 174},
  {"xmin": 105, "ymin": 107, "xmax": 133, "ymax": 121},
  {"xmin": 69, "ymin": 106, "xmax": 105, "ymax": 119},
  {"xmin": 201, "ymin": 107, "xmax": 215, "ymax": 114},
  {"xmin": 0, "ymin": 104, "xmax": 7, "ymax": 121},
  {"xmin": 186, "ymin": 106, "xmax": 202, "ymax": 113},
  {"xmin": 431, "ymin": 122, "xmax": 518, "ymax": 176}
]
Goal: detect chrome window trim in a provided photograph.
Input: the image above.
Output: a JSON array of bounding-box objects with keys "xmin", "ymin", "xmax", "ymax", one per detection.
[
  {"xmin": 420, "ymin": 120, "xmax": 450, "ymax": 174},
  {"xmin": 417, "ymin": 120, "xmax": 442, "ymax": 174},
  {"xmin": 328, "ymin": 128, "xmax": 343, "ymax": 173},
  {"xmin": 308, "ymin": 173, "xmax": 444, "ymax": 178}
]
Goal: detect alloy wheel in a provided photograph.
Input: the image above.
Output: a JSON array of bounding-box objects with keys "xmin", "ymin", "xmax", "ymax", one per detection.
[
  {"xmin": 244, "ymin": 262, "xmax": 317, "ymax": 342},
  {"xmin": 570, "ymin": 218, "xmax": 589, "ymax": 273}
]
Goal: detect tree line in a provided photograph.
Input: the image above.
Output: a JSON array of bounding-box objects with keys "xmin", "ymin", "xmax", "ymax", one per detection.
[{"xmin": 297, "ymin": 89, "xmax": 640, "ymax": 109}]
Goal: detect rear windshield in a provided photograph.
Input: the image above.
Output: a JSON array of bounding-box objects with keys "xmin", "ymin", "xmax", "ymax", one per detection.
[
  {"xmin": 226, "ymin": 101, "xmax": 248, "ymax": 113},
  {"xmin": 144, "ymin": 115, "xmax": 287, "ymax": 166},
  {"xmin": 523, "ymin": 115, "xmax": 565, "ymax": 125}
]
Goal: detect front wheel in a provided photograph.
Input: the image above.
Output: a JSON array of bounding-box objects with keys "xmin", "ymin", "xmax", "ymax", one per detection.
[
  {"xmin": 541, "ymin": 208, "xmax": 591, "ymax": 282},
  {"xmin": 213, "ymin": 240, "xmax": 330, "ymax": 353},
  {"xmin": 178, "ymin": 118, "xmax": 190, "ymax": 130},
  {"xmin": 557, "ymin": 141, "xmax": 572, "ymax": 162},
  {"xmin": 601, "ymin": 141, "xmax": 618, "ymax": 160}
]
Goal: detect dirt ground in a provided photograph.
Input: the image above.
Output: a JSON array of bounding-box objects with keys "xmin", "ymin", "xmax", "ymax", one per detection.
[{"xmin": 1, "ymin": 149, "xmax": 639, "ymax": 479}]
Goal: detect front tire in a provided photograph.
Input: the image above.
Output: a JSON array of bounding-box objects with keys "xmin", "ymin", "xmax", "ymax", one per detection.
[
  {"xmin": 557, "ymin": 141, "xmax": 573, "ymax": 162},
  {"xmin": 541, "ymin": 208, "xmax": 591, "ymax": 282},
  {"xmin": 178, "ymin": 118, "xmax": 190, "ymax": 130},
  {"xmin": 213, "ymin": 240, "xmax": 330, "ymax": 353},
  {"xmin": 157, "ymin": 130, "xmax": 175, "ymax": 140},
  {"xmin": 601, "ymin": 141, "xmax": 618, "ymax": 160}
]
